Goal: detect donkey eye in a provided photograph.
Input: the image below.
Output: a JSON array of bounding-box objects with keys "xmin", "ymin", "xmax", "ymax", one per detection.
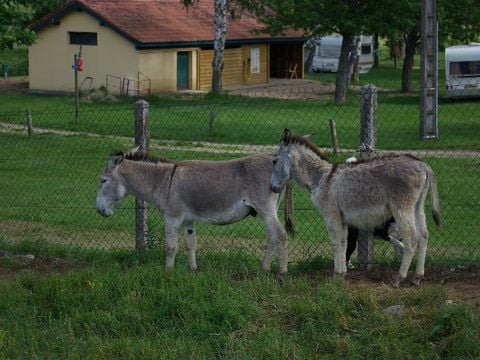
[
  {"xmin": 272, "ymin": 159, "xmax": 278, "ymax": 165},
  {"xmin": 100, "ymin": 178, "xmax": 108, "ymax": 184}
]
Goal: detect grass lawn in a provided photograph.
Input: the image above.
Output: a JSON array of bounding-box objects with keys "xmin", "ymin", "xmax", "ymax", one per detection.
[
  {"xmin": 0, "ymin": 129, "xmax": 479, "ymax": 266},
  {"xmin": 0, "ymin": 246, "xmax": 479, "ymax": 359},
  {"xmin": 0, "ymin": 49, "xmax": 479, "ymax": 263}
]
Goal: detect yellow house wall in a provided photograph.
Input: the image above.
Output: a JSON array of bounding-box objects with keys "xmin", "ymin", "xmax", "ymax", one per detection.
[
  {"xmin": 139, "ymin": 49, "xmax": 199, "ymax": 92},
  {"xmin": 29, "ymin": 11, "xmax": 138, "ymax": 93}
]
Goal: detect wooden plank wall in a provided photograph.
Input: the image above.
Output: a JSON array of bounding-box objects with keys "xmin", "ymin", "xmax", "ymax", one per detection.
[
  {"xmin": 199, "ymin": 48, "xmax": 243, "ymax": 90},
  {"xmin": 198, "ymin": 44, "xmax": 269, "ymax": 90}
]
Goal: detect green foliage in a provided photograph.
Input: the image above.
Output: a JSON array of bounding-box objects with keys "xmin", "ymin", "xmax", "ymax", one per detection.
[
  {"xmin": 0, "ymin": 47, "xmax": 28, "ymax": 76},
  {"xmin": 0, "ymin": 1, "xmax": 35, "ymax": 50},
  {"xmin": 0, "ymin": 0, "xmax": 63, "ymax": 50}
]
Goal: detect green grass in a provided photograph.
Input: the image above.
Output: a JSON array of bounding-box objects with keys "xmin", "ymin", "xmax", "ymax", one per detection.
[
  {"xmin": 0, "ymin": 130, "xmax": 479, "ymax": 265},
  {"xmin": 0, "ymin": 50, "xmax": 478, "ymax": 263},
  {"xmin": 0, "ymin": 247, "xmax": 479, "ymax": 359},
  {"xmin": 1, "ymin": 89, "xmax": 479, "ymax": 151}
]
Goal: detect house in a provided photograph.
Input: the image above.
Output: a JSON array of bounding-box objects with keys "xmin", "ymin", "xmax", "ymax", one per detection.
[{"xmin": 29, "ymin": 0, "xmax": 306, "ymax": 94}]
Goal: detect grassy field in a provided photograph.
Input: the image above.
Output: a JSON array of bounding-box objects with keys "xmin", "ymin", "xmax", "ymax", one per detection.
[
  {"xmin": 0, "ymin": 244, "xmax": 479, "ymax": 359},
  {"xmin": 0, "ymin": 48, "xmax": 479, "ymax": 359},
  {"xmin": 0, "ymin": 126, "xmax": 479, "ymax": 266}
]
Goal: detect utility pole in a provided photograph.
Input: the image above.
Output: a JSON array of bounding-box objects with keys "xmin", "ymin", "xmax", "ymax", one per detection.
[{"xmin": 420, "ymin": 0, "xmax": 439, "ymax": 139}]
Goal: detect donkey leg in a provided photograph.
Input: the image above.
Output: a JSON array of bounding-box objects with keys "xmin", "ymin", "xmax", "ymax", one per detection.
[
  {"xmin": 393, "ymin": 216, "xmax": 416, "ymax": 287},
  {"xmin": 412, "ymin": 209, "xmax": 429, "ymax": 286},
  {"xmin": 164, "ymin": 218, "xmax": 181, "ymax": 268},
  {"xmin": 262, "ymin": 215, "xmax": 288, "ymax": 274},
  {"xmin": 327, "ymin": 221, "xmax": 348, "ymax": 275},
  {"xmin": 184, "ymin": 221, "xmax": 197, "ymax": 271}
]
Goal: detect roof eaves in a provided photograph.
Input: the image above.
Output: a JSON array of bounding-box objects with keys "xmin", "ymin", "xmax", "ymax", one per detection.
[
  {"xmin": 30, "ymin": 0, "xmax": 142, "ymax": 47},
  {"xmin": 136, "ymin": 37, "xmax": 307, "ymax": 50}
]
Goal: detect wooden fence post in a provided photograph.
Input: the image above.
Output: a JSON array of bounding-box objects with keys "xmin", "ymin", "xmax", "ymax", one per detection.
[
  {"xmin": 358, "ymin": 84, "xmax": 377, "ymax": 270},
  {"xmin": 134, "ymin": 99, "xmax": 150, "ymax": 257},
  {"xmin": 329, "ymin": 119, "xmax": 338, "ymax": 154},
  {"xmin": 209, "ymin": 107, "xmax": 216, "ymax": 135},
  {"xmin": 27, "ymin": 109, "xmax": 33, "ymax": 137}
]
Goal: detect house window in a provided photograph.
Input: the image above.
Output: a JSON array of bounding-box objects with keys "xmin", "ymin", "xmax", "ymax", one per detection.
[
  {"xmin": 69, "ymin": 32, "xmax": 97, "ymax": 46},
  {"xmin": 250, "ymin": 48, "xmax": 260, "ymax": 73}
]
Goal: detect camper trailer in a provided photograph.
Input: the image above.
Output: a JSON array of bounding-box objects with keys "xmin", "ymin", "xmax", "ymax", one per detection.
[
  {"xmin": 445, "ymin": 44, "xmax": 480, "ymax": 98},
  {"xmin": 311, "ymin": 34, "xmax": 374, "ymax": 74}
]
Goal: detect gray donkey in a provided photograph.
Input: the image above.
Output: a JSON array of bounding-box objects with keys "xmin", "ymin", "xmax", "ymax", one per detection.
[
  {"xmin": 270, "ymin": 129, "xmax": 440, "ymax": 286},
  {"xmin": 96, "ymin": 148, "xmax": 293, "ymax": 273}
]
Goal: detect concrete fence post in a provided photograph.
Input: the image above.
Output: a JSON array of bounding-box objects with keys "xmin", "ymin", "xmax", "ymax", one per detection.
[
  {"xmin": 134, "ymin": 99, "xmax": 150, "ymax": 257},
  {"xmin": 358, "ymin": 84, "xmax": 377, "ymax": 270}
]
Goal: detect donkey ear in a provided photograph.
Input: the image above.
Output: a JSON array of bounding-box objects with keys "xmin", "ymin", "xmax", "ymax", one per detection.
[
  {"xmin": 107, "ymin": 152, "xmax": 124, "ymax": 168},
  {"xmin": 282, "ymin": 128, "xmax": 292, "ymax": 145},
  {"xmin": 125, "ymin": 146, "xmax": 140, "ymax": 158}
]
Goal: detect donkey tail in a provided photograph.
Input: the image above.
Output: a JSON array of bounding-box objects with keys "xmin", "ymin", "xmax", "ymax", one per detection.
[
  {"xmin": 284, "ymin": 182, "xmax": 295, "ymax": 236},
  {"xmin": 428, "ymin": 169, "xmax": 441, "ymax": 227}
]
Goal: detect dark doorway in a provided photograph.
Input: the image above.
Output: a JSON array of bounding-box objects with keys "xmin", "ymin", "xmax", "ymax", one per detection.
[
  {"xmin": 177, "ymin": 52, "xmax": 189, "ymax": 90},
  {"xmin": 270, "ymin": 44, "xmax": 304, "ymax": 78}
]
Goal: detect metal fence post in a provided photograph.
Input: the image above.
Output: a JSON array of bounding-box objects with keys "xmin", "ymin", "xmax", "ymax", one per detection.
[
  {"xmin": 134, "ymin": 99, "xmax": 150, "ymax": 257},
  {"xmin": 358, "ymin": 84, "xmax": 377, "ymax": 270}
]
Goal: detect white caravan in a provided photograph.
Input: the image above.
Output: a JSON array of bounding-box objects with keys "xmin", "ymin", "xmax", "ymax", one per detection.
[
  {"xmin": 445, "ymin": 44, "xmax": 480, "ymax": 98},
  {"xmin": 311, "ymin": 34, "xmax": 374, "ymax": 74}
]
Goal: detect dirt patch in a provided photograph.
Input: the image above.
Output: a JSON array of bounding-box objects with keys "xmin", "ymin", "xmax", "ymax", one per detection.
[
  {"xmin": 225, "ymin": 78, "xmax": 335, "ymax": 99},
  {"xmin": 0, "ymin": 252, "xmax": 89, "ymax": 279},
  {"xmin": 304, "ymin": 264, "xmax": 480, "ymax": 307},
  {"xmin": 0, "ymin": 76, "xmax": 29, "ymax": 94}
]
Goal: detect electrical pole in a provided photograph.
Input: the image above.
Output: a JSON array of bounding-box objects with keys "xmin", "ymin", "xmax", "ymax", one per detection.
[{"xmin": 420, "ymin": 0, "xmax": 439, "ymax": 139}]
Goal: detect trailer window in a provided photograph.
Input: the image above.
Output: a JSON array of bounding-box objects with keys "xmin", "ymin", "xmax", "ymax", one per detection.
[
  {"xmin": 361, "ymin": 44, "xmax": 372, "ymax": 55},
  {"xmin": 449, "ymin": 61, "xmax": 480, "ymax": 77}
]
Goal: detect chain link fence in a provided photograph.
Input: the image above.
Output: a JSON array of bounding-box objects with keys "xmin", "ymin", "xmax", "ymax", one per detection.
[{"xmin": 1, "ymin": 79, "xmax": 479, "ymax": 268}]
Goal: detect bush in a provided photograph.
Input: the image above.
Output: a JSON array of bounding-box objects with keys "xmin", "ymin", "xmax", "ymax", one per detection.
[{"xmin": 0, "ymin": 47, "xmax": 28, "ymax": 77}]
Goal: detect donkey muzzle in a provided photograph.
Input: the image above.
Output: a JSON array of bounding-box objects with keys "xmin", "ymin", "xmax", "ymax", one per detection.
[{"xmin": 269, "ymin": 184, "xmax": 282, "ymax": 194}]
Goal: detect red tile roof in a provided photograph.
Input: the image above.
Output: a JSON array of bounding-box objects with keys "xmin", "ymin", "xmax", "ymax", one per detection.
[{"xmin": 32, "ymin": 0, "xmax": 305, "ymax": 47}]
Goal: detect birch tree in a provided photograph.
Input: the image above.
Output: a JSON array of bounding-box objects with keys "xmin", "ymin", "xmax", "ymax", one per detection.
[{"xmin": 211, "ymin": 0, "xmax": 227, "ymax": 93}]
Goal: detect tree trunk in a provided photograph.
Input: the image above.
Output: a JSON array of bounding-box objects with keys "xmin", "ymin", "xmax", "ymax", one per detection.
[
  {"xmin": 373, "ymin": 33, "xmax": 379, "ymax": 68},
  {"xmin": 401, "ymin": 28, "xmax": 419, "ymax": 93},
  {"xmin": 304, "ymin": 45, "xmax": 315, "ymax": 73},
  {"xmin": 335, "ymin": 33, "xmax": 354, "ymax": 104},
  {"xmin": 211, "ymin": 0, "xmax": 227, "ymax": 93}
]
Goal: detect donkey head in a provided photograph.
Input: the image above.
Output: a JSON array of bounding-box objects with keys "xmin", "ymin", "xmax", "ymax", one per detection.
[
  {"xmin": 270, "ymin": 129, "xmax": 293, "ymax": 193},
  {"xmin": 96, "ymin": 147, "xmax": 139, "ymax": 217}
]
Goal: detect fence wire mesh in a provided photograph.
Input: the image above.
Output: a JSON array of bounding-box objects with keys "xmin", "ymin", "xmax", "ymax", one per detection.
[{"xmin": 1, "ymin": 78, "xmax": 479, "ymax": 268}]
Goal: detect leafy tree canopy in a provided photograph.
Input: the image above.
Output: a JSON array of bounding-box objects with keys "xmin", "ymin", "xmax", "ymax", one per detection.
[{"xmin": 0, "ymin": 0, "xmax": 63, "ymax": 50}]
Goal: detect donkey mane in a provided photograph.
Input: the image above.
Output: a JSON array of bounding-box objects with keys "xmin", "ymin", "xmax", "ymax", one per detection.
[
  {"xmin": 342, "ymin": 153, "xmax": 422, "ymax": 166},
  {"xmin": 289, "ymin": 134, "xmax": 329, "ymax": 160},
  {"xmin": 111, "ymin": 150, "xmax": 173, "ymax": 164}
]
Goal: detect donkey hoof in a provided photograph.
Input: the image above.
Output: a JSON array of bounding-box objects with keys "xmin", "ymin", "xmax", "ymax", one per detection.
[
  {"xmin": 333, "ymin": 272, "xmax": 346, "ymax": 280},
  {"xmin": 410, "ymin": 274, "xmax": 423, "ymax": 286},
  {"xmin": 260, "ymin": 263, "xmax": 271, "ymax": 272},
  {"xmin": 391, "ymin": 274, "xmax": 405, "ymax": 288}
]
